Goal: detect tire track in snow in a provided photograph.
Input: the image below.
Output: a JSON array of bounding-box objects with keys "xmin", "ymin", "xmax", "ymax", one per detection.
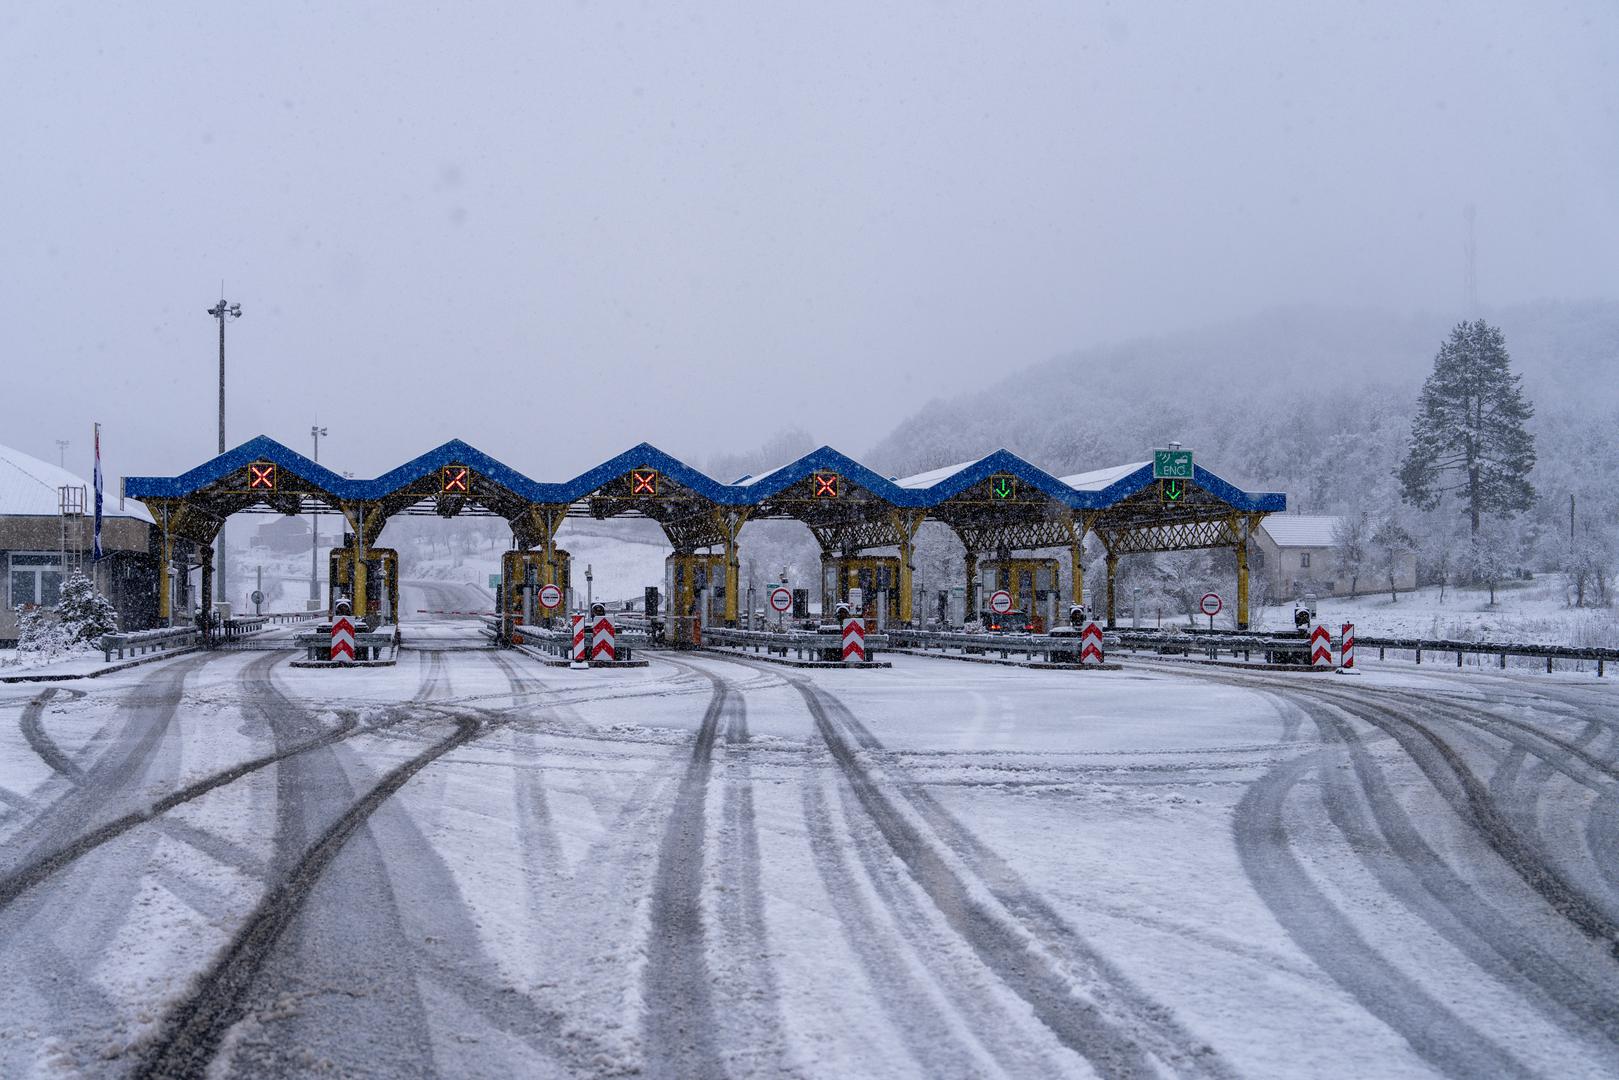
[
  {"xmin": 17, "ymin": 687, "xmax": 85, "ymax": 781},
  {"xmin": 1232, "ymin": 743, "xmax": 1539, "ymax": 1079},
  {"xmin": 0, "ymin": 656, "xmax": 363, "ymax": 912},
  {"xmin": 800, "ymin": 770, "xmax": 991, "ymax": 1077},
  {"xmin": 716, "ymin": 653, "xmax": 1227, "ymax": 1080},
  {"xmin": 640, "ymin": 659, "xmax": 728, "ymax": 1080},
  {"xmin": 661, "ymin": 656, "xmax": 798, "ymax": 1078},
  {"xmin": 1295, "ymin": 695, "xmax": 1619, "ymax": 1063},
  {"xmin": 1325, "ymin": 691, "xmax": 1619, "ymax": 954},
  {"xmin": 133, "ymin": 710, "xmax": 482, "ymax": 1080}
]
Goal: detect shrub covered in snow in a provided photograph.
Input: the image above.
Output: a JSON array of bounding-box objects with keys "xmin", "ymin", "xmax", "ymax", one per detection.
[{"xmin": 54, "ymin": 572, "xmax": 119, "ymax": 644}]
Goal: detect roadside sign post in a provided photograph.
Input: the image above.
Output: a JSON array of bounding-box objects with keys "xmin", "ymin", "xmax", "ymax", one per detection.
[
  {"xmin": 1200, "ymin": 592, "xmax": 1222, "ymax": 631},
  {"xmin": 769, "ymin": 585, "xmax": 792, "ymax": 629}
]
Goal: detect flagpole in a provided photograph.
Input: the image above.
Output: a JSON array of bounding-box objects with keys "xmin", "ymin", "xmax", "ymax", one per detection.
[{"xmin": 92, "ymin": 423, "xmax": 104, "ymax": 565}]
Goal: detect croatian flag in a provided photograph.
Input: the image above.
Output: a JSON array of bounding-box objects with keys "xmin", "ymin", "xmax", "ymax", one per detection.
[{"xmin": 93, "ymin": 423, "xmax": 104, "ymax": 561}]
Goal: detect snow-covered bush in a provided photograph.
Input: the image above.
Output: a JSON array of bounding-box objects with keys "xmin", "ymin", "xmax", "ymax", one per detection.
[
  {"xmin": 12, "ymin": 604, "xmax": 70, "ymax": 659},
  {"xmin": 54, "ymin": 572, "xmax": 119, "ymax": 644}
]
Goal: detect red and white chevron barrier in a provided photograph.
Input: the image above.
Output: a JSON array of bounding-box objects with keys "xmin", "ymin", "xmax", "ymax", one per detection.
[
  {"xmin": 591, "ymin": 615, "xmax": 616, "ymax": 661},
  {"xmin": 1080, "ymin": 620, "xmax": 1105, "ymax": 665},
  {"xmin": 841, "ymin": 616, "xmax": 866, "ymax": 663},
  {"xmin": 1310, "ymin": 624, "xmax": 1334, "ymax": 668},
  {"xmin": 1340, "ymin": 623, "xmax": 1355, "ymax": 669},
  {"xmin": 570, "ymin": 614, "xmax": 587, "ymax": 665},
  {"xmin": 330, "ymin": 615, "xmax": 356, "ymax": 663}
]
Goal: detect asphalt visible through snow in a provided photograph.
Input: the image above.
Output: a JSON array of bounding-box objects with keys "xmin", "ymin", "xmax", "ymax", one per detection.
[{"xmin": 0, "ymin": 633, "xmax": 1616, "ymax": 1078}]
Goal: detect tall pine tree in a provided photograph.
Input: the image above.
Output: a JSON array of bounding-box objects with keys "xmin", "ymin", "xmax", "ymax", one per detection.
[{"xmin": 1398, "ymin": 320, "xmax": 1536, "ymax": 533}]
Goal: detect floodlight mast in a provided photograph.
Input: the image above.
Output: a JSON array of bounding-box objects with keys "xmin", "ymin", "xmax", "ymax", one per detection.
[
  {"xmin": 311, "ymin": 425, "xmax": 328, "ymax": 603},
  {"xmin": 207, "ymin": 296, "xmax": 242, "ymax": 610}
]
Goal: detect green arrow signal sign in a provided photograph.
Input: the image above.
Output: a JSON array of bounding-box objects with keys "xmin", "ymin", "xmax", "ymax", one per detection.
[
  {"xmin": 1161, "ymin": 479, "xmax": 1186, "ymax": 503},
  {"xmin": 1153, "ymin": 449, "xmax": 1194, "ymax": 480},
  {"xmin": 991, "ymin": 476, "xmax": 1015, "ymax": 500}
]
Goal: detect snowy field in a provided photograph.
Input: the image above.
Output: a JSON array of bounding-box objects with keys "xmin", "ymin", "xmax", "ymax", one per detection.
[
  {"xmin": 1251, "ymin": 576, "xmax": 1618, "ymax": 647},
  {"xmin": 1, "ymin": 629, "xmax": 1617, "ymax": 1078}
]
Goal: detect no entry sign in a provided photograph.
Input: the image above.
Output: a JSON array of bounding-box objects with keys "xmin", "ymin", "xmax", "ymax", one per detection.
[
  {"xmin": 769, "ymin": 586, "xmax": 792, "ymax": 613},
  {"xmin": 989, "ymin": 590, "xmax": 1013, "ymax": 615},
  {"xmin": 1200, "ymin": 592, "xmax": 1222, "ymax": 616},
  {"xmin": 539, "ymin": 583, "xmax": 563, "ymax": 610}
]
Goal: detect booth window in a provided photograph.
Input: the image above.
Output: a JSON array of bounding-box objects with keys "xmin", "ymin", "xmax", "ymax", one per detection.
[{"xmin": 10, "ymin": 552, "xmax": 65, "ymax": 607}]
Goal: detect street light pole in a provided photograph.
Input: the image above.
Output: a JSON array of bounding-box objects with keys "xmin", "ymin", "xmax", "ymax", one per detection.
[
  {"xmin": 207, "ymin": 297, "xmax": 242, "ymax": 612},
  {"xmin": 311, "ymin": 425, "xmax": 328, "ymax": 604}
]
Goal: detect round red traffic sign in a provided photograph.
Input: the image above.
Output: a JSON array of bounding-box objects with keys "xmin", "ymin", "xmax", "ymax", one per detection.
[
  {"xmin": 769, "ymin": 586, "xmax": 792, "ymax": 613},
  {"xmin": 989, "ymin": 590, "xmax": 1013, "ymax": 615},
  {"xmin": 539, "ymin": 583, "xmax": 563, "ymax": 610},
  {"xmin": 1200, "ymin": 592, "xmax": 1222, "ymax": 617}
]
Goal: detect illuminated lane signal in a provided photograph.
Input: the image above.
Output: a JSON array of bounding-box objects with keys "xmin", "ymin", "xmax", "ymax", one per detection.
[
  {"xmin": 631, "ymin": 469, "xmax": 658, "ymax": 496},
  {"xmin": 247, "ymin": 462, "xmax": 277, "ymax": 491},
  {"xmin": 442, "ymin": 465, "xmax": 470, "ymax": 494},
  {"xmin": 1160, "ymin": 478, "xmax": 1188, "ymax": 504},
  {"xmin": 813, "ymin": 472, "xmax": 839, "ymax": 499},
  {"xmin": 990, "ymin": 474, "xmax": 1016, "ymax": 501}
]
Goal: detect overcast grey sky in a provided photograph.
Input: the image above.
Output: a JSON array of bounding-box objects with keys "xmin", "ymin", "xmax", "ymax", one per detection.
[{"xmin": 3, "ymin": 2, "xmax": 1615, "ymax": 486}]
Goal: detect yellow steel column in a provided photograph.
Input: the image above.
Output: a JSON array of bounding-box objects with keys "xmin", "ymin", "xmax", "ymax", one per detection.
[
  {"xmin": 892, "ymin": 511, "xmax": 923, "ymax": 626},
  {"xmin": 1236, "ymin": 516, "xmax": 1252, "ymax": 630},
  {"xmin": 718, "ymin": 510, "xmax": 747, "ymax": 626},
  {"xmin": 350, "ymin": 504, "xmax": 368, "ymax": 623},
  {"xmin": 1105, "ymin": 550, "xmax": 1119, "ymax": 628},
  {"xmin": 898, "ymin": 535, "xmax": 914, "ymax": 625},
  {"xmin": 964, "ymin": 549, "xmax": 978, "ymax": 618},
  {"xmin": 158, "ymin": 504, "xmax": 173, "ymax": 625},
  {"xmin": 1071, "ymin": 543, "xmax": 1084, "ymax": 608}
]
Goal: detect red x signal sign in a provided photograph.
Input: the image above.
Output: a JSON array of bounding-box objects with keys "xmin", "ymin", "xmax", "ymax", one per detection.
[
  {"xmin": 442, "ymin": 466, "xmax": 470, "ymax": 494},
  {"xmin": 247, "ymin": 462, "xmax": 276, "ymax": 491},
  {"xmin": 631, "ymin": 469, "xmax": 658, "ymax": 496},
  {"xmin": 813, "ymin": 473, "xmax": 839, "ymax": 499}
]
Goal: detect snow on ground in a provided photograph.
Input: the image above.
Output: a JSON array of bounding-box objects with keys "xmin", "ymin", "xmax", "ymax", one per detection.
[
  {"xmin": 1251, "ymin": 575, "xmax": 1619, "ymax": 646},
  {"xmin": 1, "ymin": 633, "xmax": 1617, "ymax": 1077}
]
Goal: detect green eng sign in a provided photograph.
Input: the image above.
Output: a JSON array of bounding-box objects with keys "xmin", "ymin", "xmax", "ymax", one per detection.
[{"xmin": 1152, "ymin": 449, "xmax": 1194, "ymax": 480}]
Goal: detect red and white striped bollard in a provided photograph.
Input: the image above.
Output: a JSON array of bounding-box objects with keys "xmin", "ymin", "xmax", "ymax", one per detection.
[
  {"xmin": 1079, "ymin": 621, "xmax": 1105, "ymax": 666},
  {"xmin": 841, "ymin": 616, "xmax": 865, "ymax": 663}
]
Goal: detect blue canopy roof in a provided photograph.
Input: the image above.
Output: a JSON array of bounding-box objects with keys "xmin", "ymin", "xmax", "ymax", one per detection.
[{"xmin": 123, "ymin": 436, "xmax": 1286, "ymax": 514}]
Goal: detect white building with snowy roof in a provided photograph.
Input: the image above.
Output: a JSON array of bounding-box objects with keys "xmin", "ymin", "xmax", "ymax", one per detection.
[
  {"xmin": 1254, "ymin": 513, "xmax": 1416, "ymax": 599},
  {"xmin": 0, "ymin": 442, "xmax": 163, "ymax": 642}
]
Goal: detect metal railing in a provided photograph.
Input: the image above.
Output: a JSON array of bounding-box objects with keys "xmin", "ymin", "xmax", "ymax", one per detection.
[
  {"xmin": 100, "ymin": 626, "xmax": 201, "ymax": 663},
  {"xmin": 888, "ymin": 627, "xmax": 1086, "ymax": 662},
  {"xmin": 701, "ymin": 626, "xmax": 890, "ymax": 661},
  {"xmin": 292, "ymin": 627, "xmax": 401, "ymax": 662},
  {"xmin": 509, "ymin": 622, "xmax": 649, "ymax": 661},
  {"xmin": 1355, "ymin": 634, "xmax": 1618, "ymax": 675}
]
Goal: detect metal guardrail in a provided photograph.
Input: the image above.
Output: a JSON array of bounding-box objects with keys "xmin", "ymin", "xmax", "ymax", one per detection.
[
  {"xmin": 702, "ymin": 626, "xmax": 890, "ymax": 661},
  {"xmin": 1354, "ymin": 634, "xmax": 1617, "ymax": 675},
  {"xmin": 1102, "ymin": 625, "xmax": 1616, "ymax": 674},
  {"xmin": 292, "ymin": 627, "xmax": 400, "ymax": 662},
  {"xmin": 889, "ymin": 627, "xmax": 1085, "ymax": 661},
  {"xmin": 100, "ymin": 626, "xmax": 201, "ymax": 662},
  {"xmin": 509, "ymin": 623, "xmax": 649, "ymax": 661}
]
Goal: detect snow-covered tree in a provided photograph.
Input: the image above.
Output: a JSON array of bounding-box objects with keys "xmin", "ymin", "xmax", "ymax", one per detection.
[
  {"xmin": 1397, "ymin": 320, "xmax": 1536, "ymax": 534},
  {"xmin": 1564, "ymin": 530, "xmax": 1617, "ymax": 608},
  {"xmin": 54, "ymin": 572, "xmax": 118, "ymax": 643},
  {"xmin": 1331, "ymin": 512, "xmax": 1369, "ymax": 598},
  {"xmin": 1371, "ymin": 514, "xmax": 1414, "ymax": 603}
]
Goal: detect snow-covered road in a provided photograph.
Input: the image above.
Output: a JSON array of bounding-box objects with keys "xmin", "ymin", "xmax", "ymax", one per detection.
[{"xmin": 0, "ymin": 638, "xmax": 1616, "ymax": 1078}]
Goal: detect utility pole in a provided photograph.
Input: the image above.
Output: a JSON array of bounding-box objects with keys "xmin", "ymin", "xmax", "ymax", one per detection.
[
  {"xmin": 311, "ymin": 425, "xmax": 328, "ymax": 604},
  {"xmin": 55, "ymin": 440, "xmax": 68, "ymax": 467},
  {"xmin": 207, "ymin": 295, "xmax": 242, "ymax": 611}
]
